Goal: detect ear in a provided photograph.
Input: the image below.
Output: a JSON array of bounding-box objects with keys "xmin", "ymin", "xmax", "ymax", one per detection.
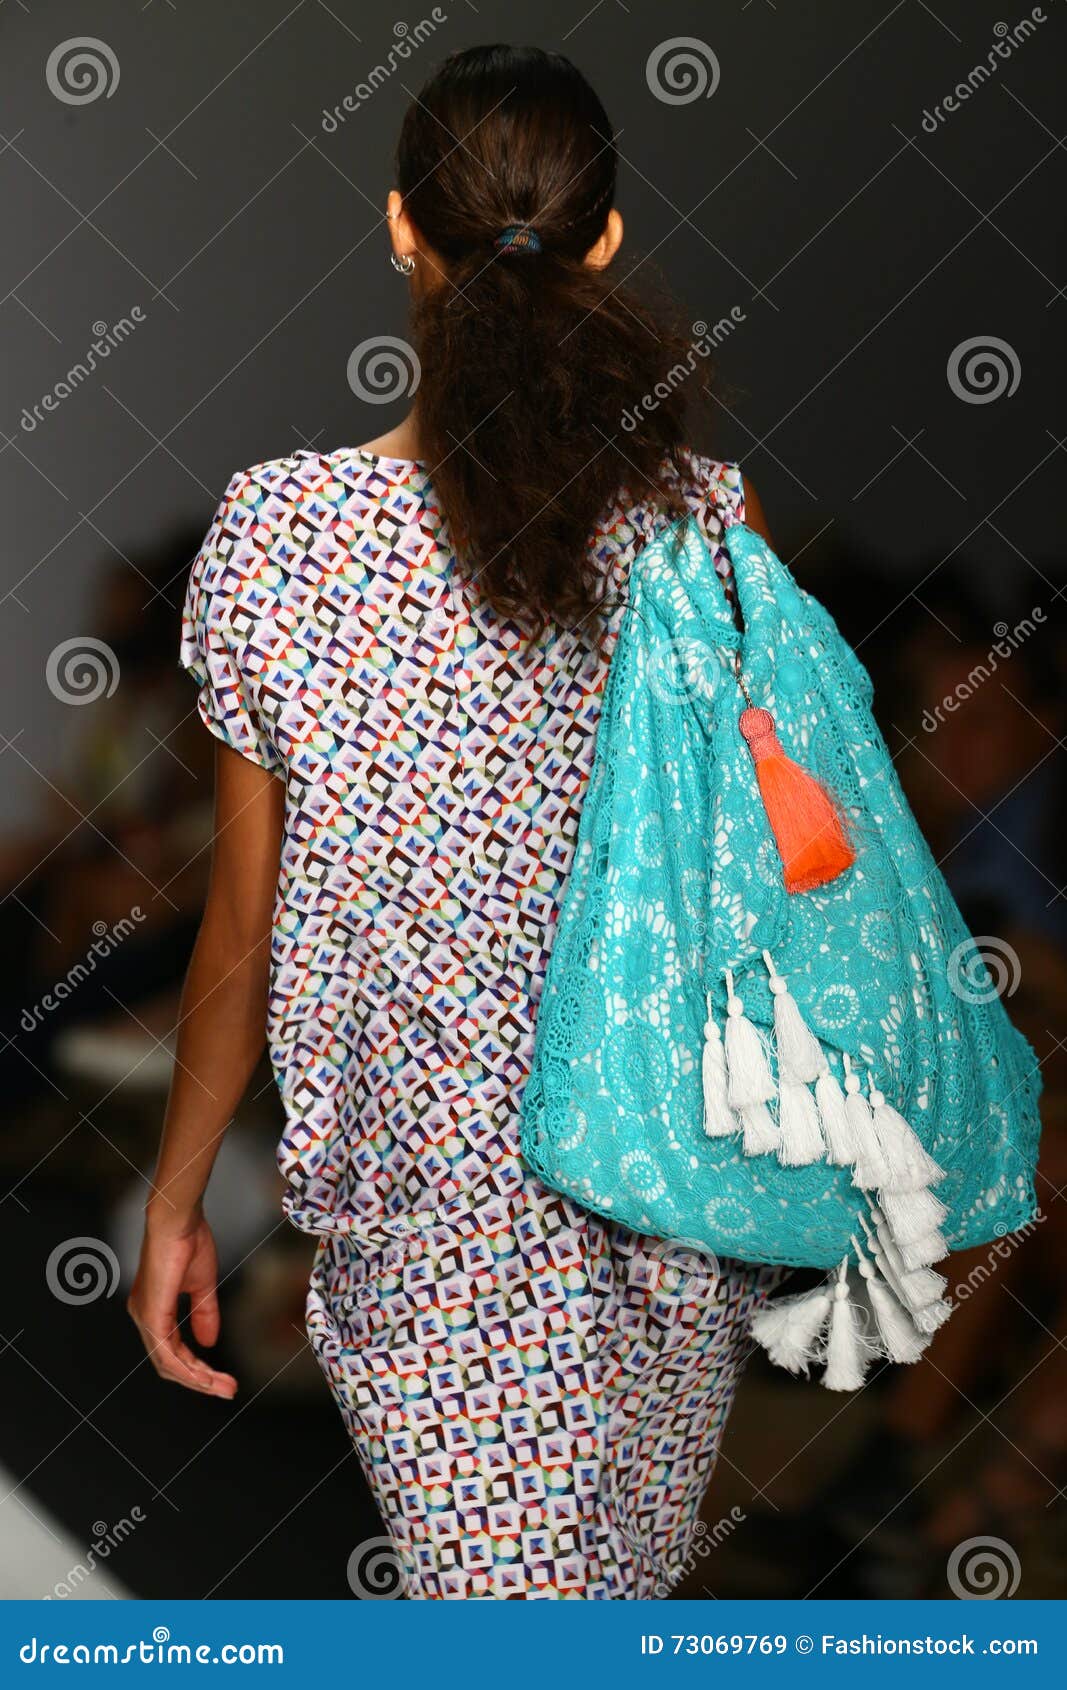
[
  {"xmin": 584, "ymin": 207, "xmax": 623, "ymax": 271},
  {"xmin": 386, "ymin": 189, "xmax": 418, "ymax": 262}
]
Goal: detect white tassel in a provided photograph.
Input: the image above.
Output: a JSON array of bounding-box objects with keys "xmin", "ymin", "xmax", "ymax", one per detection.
[
  {"xmin": 747, "ymin": 955, "xmax": 825, "ymax": 1166},
  {"xmin": 750, "ymin": 1284, "xmax": 832, "ymax": 1374},
  {"xmin": 866, "ymin": 1275, "xmax": 929, "ymax": 1364},
  {"xmin": 862, "ymin": 1210, "xmax": 946, "ymax": 1311},
  {"xmin": 897, "ymin": 1228, "xmax": 948, "ymax": 1271},
  {"xmin": 913, "ymin": 1299, "xmax": 953, "ymax": 1334},
  {"xmin": 898, "ymin": 1262, "xmax": 948, "ymax": 1306},
  {"xmin": 874, "ymin": 1190, "xmax": 949, "ymax": 1272},
  {"xmin": 777, "ymin": 1078, "xmax": 826, "ymax": 1166},
  {"xmin": 723, "ymin": 971, "xmax": 776, "ymax": 1103},
  {"xmin": 871, "ymin": 1212, "xmax": 951, "ymax": 1301},
  {"xmin": 764, "ymin": 951, "xmax": 824, "ymax": 1083},
  {"xmin": 879, "ymin": 1187, "xmax": 948, "ymax": 1247},
  {"xmin": 822, "ymin": 1260, "xmax": 872, "ymax": 1391},
  {"xmin": 740, "ymin": 1103, "xmax": 781, "ymax": 1157},
  {"xmin": 867, "ymin": 1079, "xmax": 945, "ymax": 1194},
  {"xmin": 701, "ymin": 997, "xmax": 737, "ymax": 1139},
  {"xmin": 723, "ymin": 970, "xmax": 780, "ymax": 1155},
  {"xmin": 843, "ymin": 1056, "xmax": 890, "ymax": 1188},
  {"xmin": 815, "ymin": 1062, "xmax": 855, "ymax": 1166},
  {"xmin": 852, "ymin": 1237, "xmax": 928, "ymax": 1364}
]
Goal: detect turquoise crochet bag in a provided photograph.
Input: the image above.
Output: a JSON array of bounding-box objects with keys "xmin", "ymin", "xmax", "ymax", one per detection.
[{"xmin": 519, "ymin": 517, "xmax": 1043, "ymax": 1386}]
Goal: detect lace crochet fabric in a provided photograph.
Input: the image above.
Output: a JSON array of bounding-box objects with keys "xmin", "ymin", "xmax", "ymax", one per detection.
[{"xmin": 520, "ymin": 520, "xmax": 1042, "ymax": 1273}]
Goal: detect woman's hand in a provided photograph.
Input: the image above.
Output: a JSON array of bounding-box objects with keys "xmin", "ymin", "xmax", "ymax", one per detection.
[{"xmin": 127, "ymin": 1208, "xmax": 238, "ymax": 1399}]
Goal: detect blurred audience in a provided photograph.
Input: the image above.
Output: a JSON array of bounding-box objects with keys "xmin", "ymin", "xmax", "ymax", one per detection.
[{"xmin": 0, "ymin": 532, "xmax": 213, "ymax": 1110}]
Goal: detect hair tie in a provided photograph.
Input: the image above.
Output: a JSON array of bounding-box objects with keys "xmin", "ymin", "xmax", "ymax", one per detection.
[{"xmin": 494, "ymin": 224, "xmax": 542, "ymax": 253}]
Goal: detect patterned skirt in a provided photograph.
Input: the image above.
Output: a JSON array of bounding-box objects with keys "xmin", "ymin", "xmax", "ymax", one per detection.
[{"xmin": 305, "ymin": 1179, "xmax": 787, "ymax": 1599}]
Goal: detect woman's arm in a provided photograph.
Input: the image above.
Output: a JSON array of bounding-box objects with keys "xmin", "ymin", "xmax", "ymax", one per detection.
[{"xmin": 127, "ymin": 743, "xmax": 284, "ymax": 1398}]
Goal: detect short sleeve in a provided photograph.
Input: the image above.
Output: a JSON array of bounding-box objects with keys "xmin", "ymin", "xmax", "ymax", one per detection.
[{"xmin": 180, "ymin": 471, "xmax": 284, "ymax": 777}]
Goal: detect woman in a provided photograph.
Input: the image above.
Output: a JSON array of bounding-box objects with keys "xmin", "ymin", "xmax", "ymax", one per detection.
[{"xmin": 128, "ymin": 43, "xmax": 784, "ymax": 1600}]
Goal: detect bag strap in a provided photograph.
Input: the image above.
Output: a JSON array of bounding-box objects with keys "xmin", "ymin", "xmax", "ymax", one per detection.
[
  {"xmin": 633, "ymin": 511, "xmax": 742, "ymax": 655},
  {"xmin": 629, "ymin": 465, "xmax": 811, "ymax": 695}
]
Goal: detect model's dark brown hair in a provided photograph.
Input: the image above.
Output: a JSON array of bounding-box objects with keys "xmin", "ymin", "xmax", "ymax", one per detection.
[{"xmin": 397, "ymin": 44, "xmax": 705, "ymax": 638}]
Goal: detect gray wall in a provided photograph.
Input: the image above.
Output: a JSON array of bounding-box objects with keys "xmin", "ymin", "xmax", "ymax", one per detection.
[{"xmin": 2, "ymin": 0, "xmax": 1063, "ymax": 820}]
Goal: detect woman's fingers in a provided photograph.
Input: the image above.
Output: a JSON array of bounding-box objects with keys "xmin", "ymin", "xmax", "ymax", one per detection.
[
  {"xmin": 139, "ymin": 1317, "xmax": 237, "ymax": 1397},
  {"xmin": 165, "ymin": 1332, "xmax": 237, "ymax": 1398},
  {"xmin": 127, "ymin": 1217, "xmax": 238, "ymax": 1398}
]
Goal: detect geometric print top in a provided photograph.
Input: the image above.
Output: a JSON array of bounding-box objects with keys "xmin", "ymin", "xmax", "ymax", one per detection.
[{"xmin": 180, "ymin": 447, "xmax": 745, "ymax": 1254}]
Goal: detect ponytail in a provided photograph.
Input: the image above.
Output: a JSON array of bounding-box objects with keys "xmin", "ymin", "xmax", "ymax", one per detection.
[{"xmin": 396, "ymin": 45, "xmax": 710, "ymax": 639}]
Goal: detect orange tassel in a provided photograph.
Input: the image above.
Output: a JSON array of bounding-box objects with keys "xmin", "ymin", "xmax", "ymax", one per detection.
[{"xmin": 739, "ymin": 707, "xmax": 855, "ymax": 893}]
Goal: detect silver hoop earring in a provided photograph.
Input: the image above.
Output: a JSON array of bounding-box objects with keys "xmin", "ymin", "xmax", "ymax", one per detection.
[{"xmin": 390, "ymin": 253, "xmax": 415, "ymax": 275}]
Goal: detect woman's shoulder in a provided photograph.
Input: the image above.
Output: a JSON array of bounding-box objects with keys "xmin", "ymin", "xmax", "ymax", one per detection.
[
  {"xmin": 187, "ymin": 446, "xmax": 437, "ymax": 636},
  {"xmin": 198, "ymin": 447, "xmax": 427, "ymax": 562},
  {"xmin": 676, "ymin": 449, "xmax": 746, "ymax": 525},
  {"xmin": 213, "ymin": 445, "xmax": 392, "ymax": 511}
]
